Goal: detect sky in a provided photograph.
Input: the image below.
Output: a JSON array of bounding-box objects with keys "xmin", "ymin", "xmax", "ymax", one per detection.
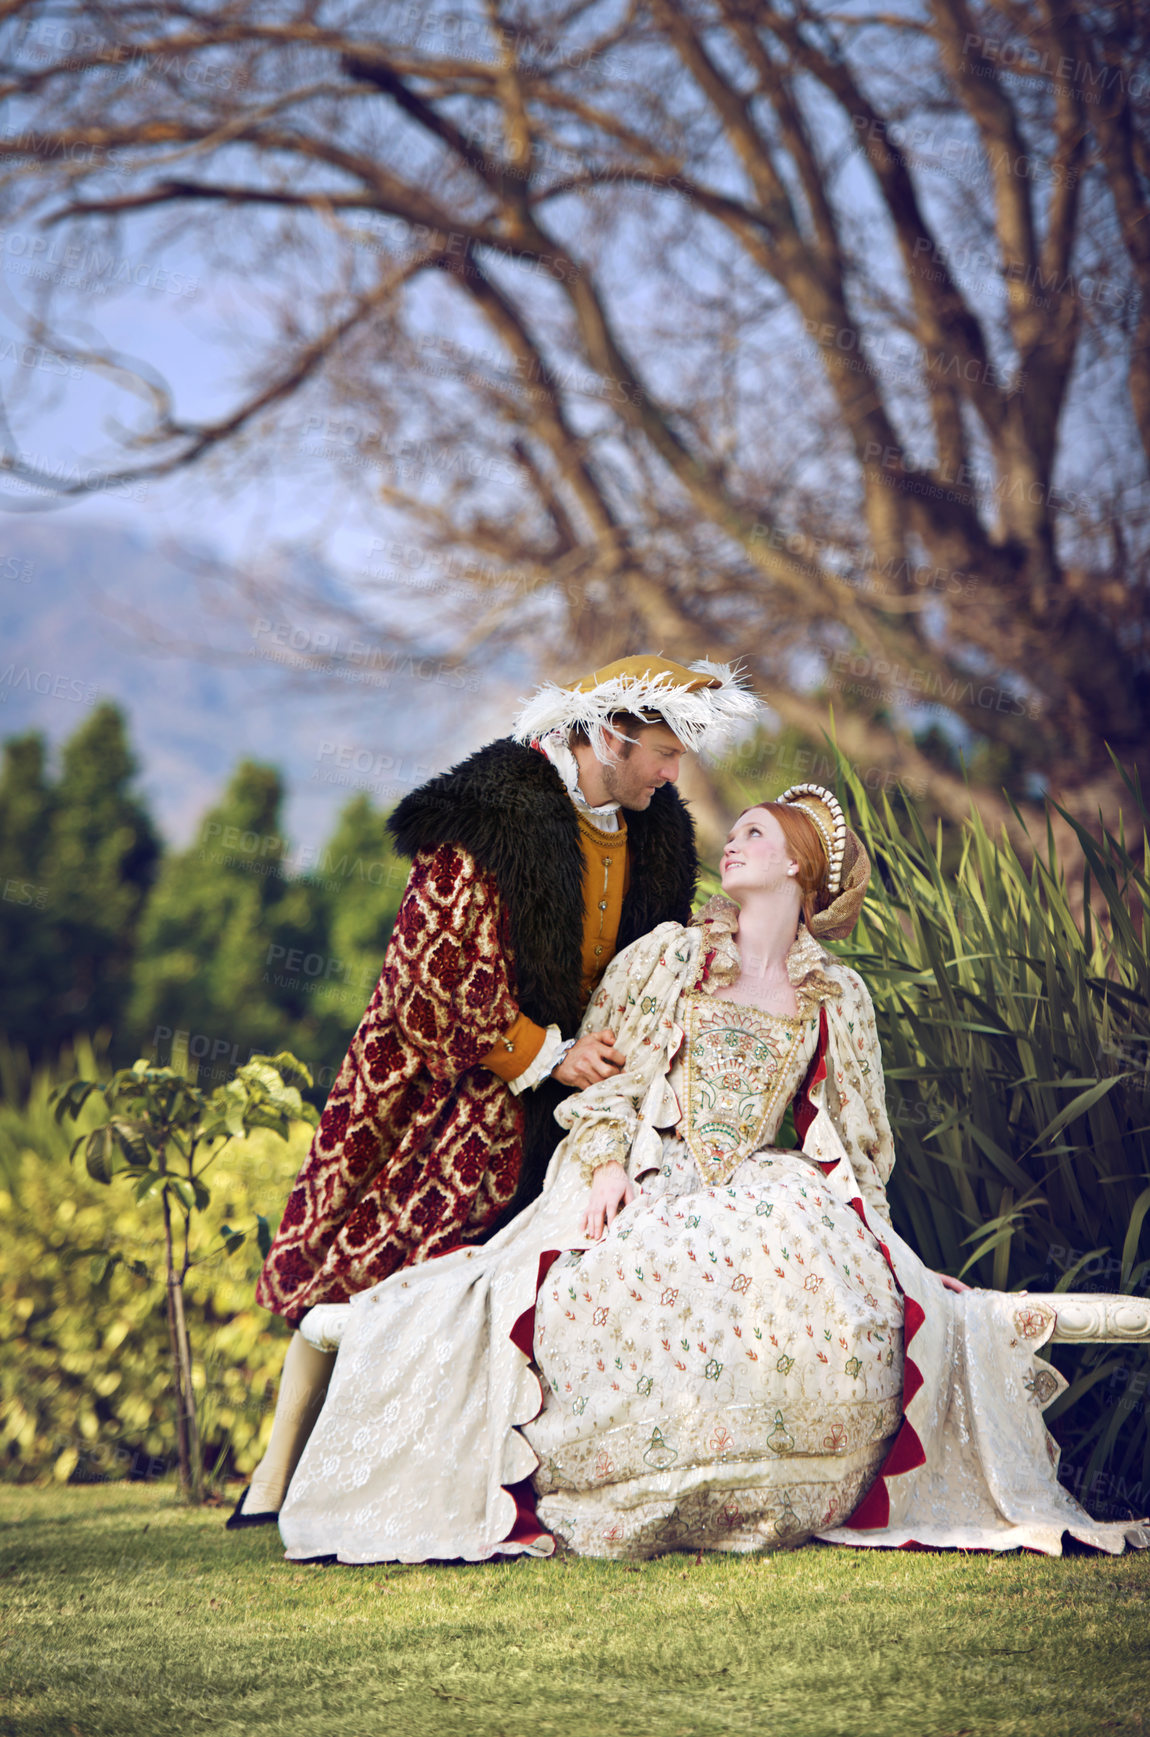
[{"xmin": 0, "ymin": 208, "xmax": 539, "ymax": 848}]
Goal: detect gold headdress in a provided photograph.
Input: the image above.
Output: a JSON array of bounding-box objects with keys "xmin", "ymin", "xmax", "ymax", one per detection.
[
  {"xmin": 510, "ymin": 654, "xmax": 760, "ymax": 761},
  {"xmin": 778, "ymin": 784, "xmax": 847, "ymax": 894},
  {"xmin": 778, "ymin": 782, "xmax": 870, "ymax": 941}
]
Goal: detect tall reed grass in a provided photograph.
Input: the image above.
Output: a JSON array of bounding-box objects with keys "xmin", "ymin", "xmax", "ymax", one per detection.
[{"xmin": 835, "ymin": 758, "xmax": 1149, "ymax": 1512}]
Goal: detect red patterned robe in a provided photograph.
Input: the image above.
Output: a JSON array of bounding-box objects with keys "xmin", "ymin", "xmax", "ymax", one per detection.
[
  {"xmin": 256, "ymin": 739, "xmax": 696, "ymax": 1325},
  {"xmin": 257, "ymin": 845, "xmax": 524, "ymax": 1322}
]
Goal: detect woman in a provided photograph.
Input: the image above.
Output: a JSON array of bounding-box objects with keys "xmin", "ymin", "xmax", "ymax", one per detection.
[{"xmin": 277, "ymin": 787, "xmax": 1137, "ymax": 1563}]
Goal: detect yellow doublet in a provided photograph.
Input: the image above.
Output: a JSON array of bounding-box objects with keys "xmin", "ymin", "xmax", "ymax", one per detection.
[
  {"xmin": 481, "ymin": 811, "xmax": 630, "ymax": 1084},
  {"xmin": 575, "ymin": 810, "xmax": 630, "ymax": 1007}
]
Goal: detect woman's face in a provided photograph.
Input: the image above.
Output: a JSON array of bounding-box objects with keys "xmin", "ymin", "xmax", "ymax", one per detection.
[{"xmin": 720, "ymin": 807, "xmax": 798, "ymax": 896}]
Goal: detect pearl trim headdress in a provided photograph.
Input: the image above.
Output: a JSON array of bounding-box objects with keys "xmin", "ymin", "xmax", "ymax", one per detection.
[{"xmin": 779, "ymin": 783, "xmax": 848, "ymax": 895}]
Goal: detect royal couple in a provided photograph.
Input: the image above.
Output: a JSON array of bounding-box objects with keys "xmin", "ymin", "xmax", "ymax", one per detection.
[{"xmin": 229, "ymin": 655, "xmax": 1138, "ymax": 1561}]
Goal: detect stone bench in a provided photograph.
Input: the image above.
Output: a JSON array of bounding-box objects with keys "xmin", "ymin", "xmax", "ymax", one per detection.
[
  {"xmin": 297, "ymin": 1290, "xmax": 1150, "ymax": 1548},
  {"xmin": 300, "ymin": 1290, "xmax": 1150, "ymax": 1351}
]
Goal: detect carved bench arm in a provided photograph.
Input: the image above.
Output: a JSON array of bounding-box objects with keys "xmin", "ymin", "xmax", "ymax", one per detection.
[
  {"xmin": 298, "ymin": 1302, "xmax": 351, "ymax": 1352},
  {"xmin": 1023, "ymin": 1293, "xmax": 1150, "ymax": 1344}
]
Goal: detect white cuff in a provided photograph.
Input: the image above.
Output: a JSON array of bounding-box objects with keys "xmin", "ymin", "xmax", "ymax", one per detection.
[{"xmin": 509, "ymin": 1024, "xmax": 565, "ymax": 1095}]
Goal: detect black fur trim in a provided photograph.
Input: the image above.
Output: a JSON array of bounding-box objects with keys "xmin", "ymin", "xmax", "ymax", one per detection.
[
  {"xmin": 390, "ymin": 738, "xmax": 696, "ymax": 1221},
  {"xmin": 389, "ymin": 738, "xmax": 697, "ymax": 1037}
]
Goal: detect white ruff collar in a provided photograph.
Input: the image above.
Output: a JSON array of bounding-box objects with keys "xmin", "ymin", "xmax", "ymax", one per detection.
[{"xmin": 537, "ymin": 735, "xmax": 621, "ymax": 831}]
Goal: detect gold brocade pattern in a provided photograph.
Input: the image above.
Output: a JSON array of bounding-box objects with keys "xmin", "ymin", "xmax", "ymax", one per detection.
[{"xmin": 681, "ymin": 996, "xmax": 820, "ymax": 1186}]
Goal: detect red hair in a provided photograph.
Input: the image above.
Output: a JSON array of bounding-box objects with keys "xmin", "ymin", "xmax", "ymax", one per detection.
[{"xmin": 740, "ymin": 803, "xmax": 831, "ymax": 927}]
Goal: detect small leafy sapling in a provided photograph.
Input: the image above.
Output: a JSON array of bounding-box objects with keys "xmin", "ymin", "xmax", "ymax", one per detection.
[{"xmin": 53, "ymin": 1053, "xmax": 317, "ymax": 1501}]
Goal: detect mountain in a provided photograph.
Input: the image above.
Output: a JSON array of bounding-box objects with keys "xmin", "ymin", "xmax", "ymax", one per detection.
[{"xmin": 0, "ymin": 514, "xmax": 531, "ymax": 851}]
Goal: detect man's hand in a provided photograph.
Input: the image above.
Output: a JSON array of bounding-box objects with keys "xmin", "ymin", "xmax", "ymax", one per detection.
[
  {"xmin": 580, "ymin": 1161, "xmax": 635, "ymax": 1242},
  {"xmin": 553, "ymin": 1030, "xmax": 625, "ymax": 1089}
]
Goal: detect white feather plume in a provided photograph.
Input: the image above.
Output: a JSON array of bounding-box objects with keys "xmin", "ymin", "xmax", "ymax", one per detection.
[{"xmin": 510, "ymin": 660, "xmax": 760, "ymax": 762}]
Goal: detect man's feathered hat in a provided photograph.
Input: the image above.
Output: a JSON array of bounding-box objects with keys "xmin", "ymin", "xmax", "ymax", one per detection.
[{"xmin": 511, "ymin": 654, "xmax": 759, "ymax": 761}]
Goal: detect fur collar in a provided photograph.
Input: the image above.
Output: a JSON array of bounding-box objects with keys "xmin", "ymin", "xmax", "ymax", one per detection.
[{"xmin": 389, "ymin": 738, "xmax": 697, "ymax": 1034}]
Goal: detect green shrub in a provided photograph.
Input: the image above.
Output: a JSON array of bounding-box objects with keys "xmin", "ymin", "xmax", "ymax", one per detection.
[
  {"xmin": 52, "ymin": 1047, "xmax": 317, "ymax": 1499},
  {"xmin": 0, "ymin": 1043, "xmax": 306, "ymax": 1486},
  {"xmin": 833, "ymin": 758, "xmax": 1150, "ymax": 1515}
]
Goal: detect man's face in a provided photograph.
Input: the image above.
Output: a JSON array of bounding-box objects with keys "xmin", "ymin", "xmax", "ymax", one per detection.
[{"xmin": 600, "ymin": 723, "xmax": 688, "ymax": 810}]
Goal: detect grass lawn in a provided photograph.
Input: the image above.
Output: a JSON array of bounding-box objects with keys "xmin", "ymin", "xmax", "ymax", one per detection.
[{"xmin": 1, "ymin": 1483, "xmax": 1148, "ymax": 1737}]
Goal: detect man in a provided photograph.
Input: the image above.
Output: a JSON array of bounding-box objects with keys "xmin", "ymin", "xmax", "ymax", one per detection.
[{"xmin": 228, "ymin": 654, "xmax": 757, "ymax": 1526}]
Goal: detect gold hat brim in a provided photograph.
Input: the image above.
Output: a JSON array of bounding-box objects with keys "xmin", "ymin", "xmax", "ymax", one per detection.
[{"xmin": 570, "ymin": 655, "xmax": 722, "ymax": 696}]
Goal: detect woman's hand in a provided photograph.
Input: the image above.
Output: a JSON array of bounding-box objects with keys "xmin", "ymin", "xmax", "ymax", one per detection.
[
  {"xmin": 937, "ymin": 1272, "xmax": 971, "ymax": 1294},
  {"xmin": 580, "ymin": 1161, "xmax": 635, "ymax": 1242},
  {"xmin": 553, "ymin": 1030, "xmax": 625, "ymax": 1089}
]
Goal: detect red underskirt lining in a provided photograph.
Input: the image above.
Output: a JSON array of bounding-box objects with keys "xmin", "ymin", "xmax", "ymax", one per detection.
[
  {"xmin": 844, "ymin": 1258, "xmax": 926, "ymax": 1530},
  {"xmin": 796, "ymin": 1007, "xmax": 927, "ymax": 1530},
  {"xmin": 502, "ymin": 1248, "xmax": 562, "ymax": 1549}
]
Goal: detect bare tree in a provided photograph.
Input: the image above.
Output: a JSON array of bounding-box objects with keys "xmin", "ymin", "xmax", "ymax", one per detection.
[{"xmin": 1, "ymin": 0, "xmax": 1147, "ymax": 841}]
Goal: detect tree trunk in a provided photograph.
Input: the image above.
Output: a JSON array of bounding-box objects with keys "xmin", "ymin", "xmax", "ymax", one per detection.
[
  {"xmin": 162, "ymin": 1191, "xmax": 202, "ymax": 1501},
  {"xmin": 2, "ymin": 2, "xmax": 1147, "ymax": 846}
]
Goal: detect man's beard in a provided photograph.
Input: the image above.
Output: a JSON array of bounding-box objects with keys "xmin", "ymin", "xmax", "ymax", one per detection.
[{"xmin": 600, "ymin": 755, "xmax": 654, "ymax": 811}]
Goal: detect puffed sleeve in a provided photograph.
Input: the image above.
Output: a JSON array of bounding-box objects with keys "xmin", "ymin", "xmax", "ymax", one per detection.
[
  {"xmin": 553, "ymin": 923, "xmax": 699, "ymax": 1183},
  {"xmin": 385, "ymin": 843, "xmax": 536, "ymax": 1084}
]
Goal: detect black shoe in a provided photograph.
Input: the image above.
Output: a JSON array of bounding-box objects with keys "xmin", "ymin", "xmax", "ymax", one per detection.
[{"xmin": 225, "ymin": 1485, "xmax": 280, "ymax": 1529}]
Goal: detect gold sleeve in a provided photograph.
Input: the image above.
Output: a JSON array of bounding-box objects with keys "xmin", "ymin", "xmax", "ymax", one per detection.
[{"xmin": 479, "ymin": 1011, "xmax": 549, "ymax": 1083}]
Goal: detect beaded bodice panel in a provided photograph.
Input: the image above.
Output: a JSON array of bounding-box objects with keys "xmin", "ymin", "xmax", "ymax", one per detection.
[{"xmin": 680, "ymin": 994, "xmax": 820, "ymax": 1186}]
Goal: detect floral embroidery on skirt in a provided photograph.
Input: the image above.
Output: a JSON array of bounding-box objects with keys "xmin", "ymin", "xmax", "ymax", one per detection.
[{"xmin": 526, "ymin": 1144, "xmax": 904, "ymax": 1558}]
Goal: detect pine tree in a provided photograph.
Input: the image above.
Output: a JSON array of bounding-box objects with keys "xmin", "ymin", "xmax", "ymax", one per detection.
[
  {"xmin": 296, "ymin": 794, "xmax": 407, "ymax": 1086},
  {"xmin": 0, "ymin": 706, "xmax": 160, "ymax": 1060},
  {"xmin": 48, "ymin": 703, "xmax": 161, "ymax": 1049},
  {"xmin": 0, "ymin": 732, "xmax": 63, "ymax": 1052},
  {"xmin": 130, "ymin": 761, "xmax": 306, "ymax": 1078}
]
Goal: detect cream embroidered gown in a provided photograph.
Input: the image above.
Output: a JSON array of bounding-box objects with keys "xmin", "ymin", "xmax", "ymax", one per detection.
[
  {"xmin": 526, "ymin": 994, "xmax": 904, "ymax": 1556},
  {"xmin": 278, "ymin": 912, "xmax": 1139, "ymax": 1564}
]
